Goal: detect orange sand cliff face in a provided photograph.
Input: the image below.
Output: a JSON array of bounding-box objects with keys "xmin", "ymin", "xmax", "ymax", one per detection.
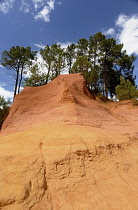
[{"xmin": 0, "ymin": 73, "xmax": 138, "ymax": 210}]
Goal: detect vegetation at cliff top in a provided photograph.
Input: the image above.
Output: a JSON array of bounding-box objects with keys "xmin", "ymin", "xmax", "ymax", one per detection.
[
  {"xmin": 115, "ymin": 77, "xmax": 138, "ymax": 101},
  {"xmin": 0, "ymin": 32, "xmax": 138, "ymax": 129},
  {"xmin": 0, "ymin": 32, "xmax": 137, "ymax": 101}
]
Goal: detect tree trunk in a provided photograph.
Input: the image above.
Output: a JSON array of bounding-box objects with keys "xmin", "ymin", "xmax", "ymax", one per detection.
[
  {"xmin": 45, "ymin": 66, "xmax": 51, "ymax": 84},
  {"xmin": 69, "ymin": 59, "xmax": 72, "ymax": 74},
  {"xmin": 103, "ymin": 53, "xmax": 108, "ymax": 98},
  {"xmin": 14, "ymin": 68, "xmax": 19, "ymax": 99},
  {"xmin": 18, "ymin": 65, "xmax": 23, "ymax": 94}
]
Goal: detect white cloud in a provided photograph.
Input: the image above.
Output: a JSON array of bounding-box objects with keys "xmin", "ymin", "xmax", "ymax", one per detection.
[
  {"xmin": 116, "ymin": 14, "xmax": 128, "ymax": 27},
  {"xmin": 35, "ymin": 52, "xmax": 45, "ymax": 66},
  {"xmin": 20, "ymin": 0, "xmax": 30, "ymax": 13},
  {"xmin": 104, "ymin": 14, "xmax": 138, "ymax": 55},
  {"xmin": 0, "ymin": 65, "xmax": 4, "ymax": 69},
  {"xmin": 0, "ymin": 82, "xmax": 6, "ymax": 87},
  {"xmin": 33, "ymin": 0, "xmax": 45, "ymax": 10},
  {"xmin": 103, "ymin": 28, "xmax": 115, "ymax": 36},
  {"xmin": 116, "ymin": 14, "xmax": 138, "ymax": 55},
  {"xmin": 0, "ymin": 85, "xmax": 13, "ymax": 100},
  {"xmin": 34, "ymin": 5, "xmax": 51, "ymax": 22},
  {"xmin": 34, "ymin": 41, "xmax": 72, "ymax": 49},
  {"xmin": 34, "ymin": 0, "xmax": 55, "ymax": 22},
  {"xmin": 0, "ymin": 0, "xmax": 57, "ymax": 23},
  {"xmin": 47, "ymin": 0, "xmax": 55, "ymax": 10},
  {"xmin": 57, "ymin": 2, "xmax": 62, "ymax": 5},
  {"xmin": 0, "ymin": 0, "xmax": 15, "ymax": 14},
  {"xmin": 30, "ymin": 52, "xmax": 48, "ymax": 75}
]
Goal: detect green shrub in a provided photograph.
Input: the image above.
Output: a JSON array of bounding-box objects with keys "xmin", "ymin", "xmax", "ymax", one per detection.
[
  {"xmin": 97, "ymin": 92, "xmax": 110, "ymax": 102},
  {"xmin": 131, "ymin": 98, "xmax": 138, "ymax": 106},
  {"xmin": 115, "ymin": 77, "xmax": 138, "ymax": 101},
  {"xmin": 0, "ymin": 96, "xmax": 11, "ymax": 129}
]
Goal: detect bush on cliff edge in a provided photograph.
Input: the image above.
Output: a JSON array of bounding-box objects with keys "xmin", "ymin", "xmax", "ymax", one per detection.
[{"xmin": 115, "ymin": 77, "xmax": 138, "ymax": 101}]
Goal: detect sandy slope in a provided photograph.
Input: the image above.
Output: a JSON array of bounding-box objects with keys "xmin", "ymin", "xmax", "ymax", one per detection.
[{"xmin": 0, "ymin": 73, "xmax": 138, "ymax": 210}]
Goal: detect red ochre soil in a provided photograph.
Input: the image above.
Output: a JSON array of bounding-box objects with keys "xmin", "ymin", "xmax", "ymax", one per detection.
[{"xmin": 0, "ymin": 73, "xmax": 138, "ymax": 210}]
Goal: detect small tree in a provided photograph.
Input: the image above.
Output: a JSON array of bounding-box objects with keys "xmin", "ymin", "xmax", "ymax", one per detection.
[
  {"xmin": 115, "ymin": 77, "xmax": 138, "ymax": 101},
  {"xmin": 0, "ymin": 96, "xmax": 11, "ymax": 129}
]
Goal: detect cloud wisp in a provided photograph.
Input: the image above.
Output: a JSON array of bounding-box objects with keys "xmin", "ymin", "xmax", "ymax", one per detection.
[
  {"xmin": 0, "ymin": 0, "xmax": 58, "ymax": 22},
  {"xmin": 34, "ymin": 41, "xmax": 72, "ymax": 50},
  {"xmin": 34, "ymin": 0, "xmax": 55, "ymax": 22},
  {"xmin": 0, "ymin": 0, "xmax": 15, "ymax": 14},
  {"xmin": 33, "ymin": 43, "xmax": 45, "ymax": 49},
  {"xmin": 20, "ymin": 0, "xmax": 30, "ymax": 13},
  {"xmin": 103, "ymin": 28, "xmax": 115, "ymax": 36},
  {"xmin": 0, "ymin": 65, "xmax": 4, "ymax": 69}
]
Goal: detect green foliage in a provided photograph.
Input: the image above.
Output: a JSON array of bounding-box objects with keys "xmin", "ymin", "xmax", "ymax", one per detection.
[
  {"xmin": 117, "ymin": 53, "xmax": 136, "ymax": 85},
  {"xmin": 40, "ymin": 44, "xmax": 65, "ymax": 82},
  {"xmin": 26, "ymin": 33, "xmax": 136, "ymax": 99},
  {"xmin": 65, "ymin": 43, "xmax": 76, "ymax": 74},
  {"xmin": 0, "ymin": 32, "xmax": 136, "ymax": 100},
  {"xmin": 71, "ymin": 56, "xmax": 92, "ymax": 74},
  {"xmin": 0, "ymin": 96, "xmax": 11, "ymax": 129},
  {"xmin": 77, "ymin": 38, "xmax": 88, "ymax": 56},
  {"xmin": 96, "ymin": 92, "xmax": 110, "ymax": 102},
  {"xmin": 115, "ymin": 77, "xmax": 138, "ymax": 101},
  {"xmin": 89, "ymin": 33, "xmax": 136, "ymax": 97},
  {"xmin": 130, "ymin": 98, "xmax": 138, "ymax": 106},
  {"xmin": 0, "ymin": 46, "xmax": 36, "ymax": 98},
  {"xmin": 23, "ymin": 64, "xmax": 47, "ymax": 87},
  {"xmin": 40, "ymin": 45, "xmax": 55, "ymax": 84},
  {"xmin": 51, "ymin": 44, "xmax": 66, "ymax": 77}
]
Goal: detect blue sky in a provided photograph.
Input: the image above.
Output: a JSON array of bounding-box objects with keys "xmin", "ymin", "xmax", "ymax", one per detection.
[{"xmin": 0, "ymin": 0, "xmax": 138, "ymax": 99}]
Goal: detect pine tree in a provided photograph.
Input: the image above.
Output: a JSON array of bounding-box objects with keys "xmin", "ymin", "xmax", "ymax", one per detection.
[
  {"xmin": 40, "ymin": 45, "xmax": 55, "ymax": 84},
  {"xmin": 117, "ymin": 52, "xmax": 136, "ymax": 85},
  {"xmin": 65, "ymin": 44, "xmax": 76, "ymax": 74},
  {"xmin": 77, "ymin": 38, "xmax": 88, "ymax": 57},
  {"xmin": 1, "ymin": 46, "xmax": 36, "ymax": 98},
  {"xmin": 50, "ymin": 44, "xmax": 66, "ymax": 79}
]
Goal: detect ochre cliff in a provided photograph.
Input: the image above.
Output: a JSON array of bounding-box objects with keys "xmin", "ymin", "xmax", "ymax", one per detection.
[{"xmin": 0, "ymin": 73, "xmax": 138, "ymax": 210}]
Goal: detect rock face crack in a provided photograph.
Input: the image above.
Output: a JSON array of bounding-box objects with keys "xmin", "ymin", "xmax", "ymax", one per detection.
[
  {"xmin": 22, "ymin": 139, "xmax": 50, "ymax": 210},
  {"xmin": 39, "ymin": 138, "xmax": 48, "ymax": 191}
]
